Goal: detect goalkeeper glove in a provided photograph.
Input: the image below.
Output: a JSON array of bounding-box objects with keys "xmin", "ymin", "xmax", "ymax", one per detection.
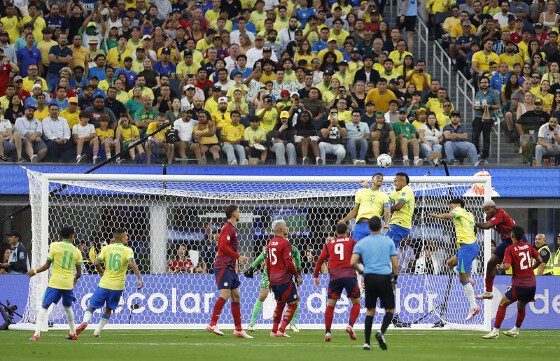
[{"xmin": 244, "ymin": 266, "xmax": 255, "ymax": 278}]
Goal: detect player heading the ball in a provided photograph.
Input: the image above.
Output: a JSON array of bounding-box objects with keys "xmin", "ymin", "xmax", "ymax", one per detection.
[
  {"xmin": 314, "ymin": 223, "xmax": 361, "ymax": 342},
  {"xmin": 206, "ymin": 205, "xmax": 252, "ymax": 338},
  {"xmin": 483, "ymin": 225, "xmax": 543, "ymax": 339},
  {"xmin": 27, "ymin": 226, "xmax": 83, "ymax": 341},
  {"xmin": 75, "ymin": 229, "xmax": 143, "ymax": 337},
  {"xmin": 428, "ymin": 198, "xmax": 481, "ymax": 321},
  {"xmin": 267, "ymin": 219, "xmax": 303, "ymax": 338}
]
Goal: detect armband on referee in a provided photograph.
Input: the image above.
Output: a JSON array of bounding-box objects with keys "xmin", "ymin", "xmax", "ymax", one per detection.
[{"xmin": 391, "ymin": 274, "xmax": 398, "ymax": 284}]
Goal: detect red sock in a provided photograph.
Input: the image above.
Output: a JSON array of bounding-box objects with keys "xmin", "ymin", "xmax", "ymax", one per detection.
[
  {"xmin": 325, "ymin": 305, "xmax": 334, "ymax": 333},
  {"xmin": 210, "ymin": 297, "xmax": 226, "ymax": 326},
  {"xmin": 272, "ymin": 302, "xmax": 285, "ymax": 333},
  {"xmin": 515, "ymin": 308, "xmax": 526, "ymax": 328},
  {"xmin": 279, "ymin": 303, "xmax": 298, "ymax": 333},
  {"xmin": 231, "ymin": 302, "xmax": 242, "ymax": 331},
  {"xmin": 494, "ymin": 305, "xmax": 506, "ymax": 329},
  {"xmin": 485, "ymin": 275, "xmax": 495, "ymax": 292},
  {"xmin": 349, "ymin": 303, "xmax": 360, "ymax": 327}
]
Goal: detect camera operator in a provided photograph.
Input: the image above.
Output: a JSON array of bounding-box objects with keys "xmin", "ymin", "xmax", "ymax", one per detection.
[{"xmin": 144, "ymin": 113, "xmax": 175, "ymax": 164}]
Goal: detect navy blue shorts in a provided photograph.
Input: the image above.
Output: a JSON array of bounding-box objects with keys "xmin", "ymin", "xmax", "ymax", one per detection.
[
  {"xmin": 493, "ymin": 238, "xmax": 513, "ymax": 261},
  {"xmin": 42, "ymin": 286, "xmax": 76, "ymax": 308},
  {"xmin": 214, "ymin": 267, "xmax": 240, "ymax": 290},
  {"xmin": 505, "ymin": 286, "xmax": 536, "ymax": 303},
  {"xmin": 353, "ymin": 221, "xmax": 370, "ymax": 242},
  {"xmin": 88, "ymin": 286, "xmax": 123, "ymax": 311},
  {"xmin": 271, "ymin": 280, "xmax": 298, "ymax": 303},
  {"xmin": 386, "ymin": 224, "xmax": 411, "ymax": 246},
  {"xmin": 328, "ymin": 277, "xmax": 360, "ymax": 300}
]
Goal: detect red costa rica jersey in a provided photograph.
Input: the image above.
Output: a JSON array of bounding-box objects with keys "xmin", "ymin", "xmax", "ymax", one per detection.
[
  {"xmin": 314, "ymin": 237, "xmax": 358, "ymax": 280},
  {"xmin": 487, "ymin": 208, "xmax": 516, "ymax": 240},
  {"xmin": 503, "ymin": 241, "xmax": 539, "ymax": 288},
  {"xmin": 266, "ymin": 236, "xmax": 298, "ymax": 286},
  {"xmin": 214, "ymin": 221, "xmax": 240, "ymax": 271}
]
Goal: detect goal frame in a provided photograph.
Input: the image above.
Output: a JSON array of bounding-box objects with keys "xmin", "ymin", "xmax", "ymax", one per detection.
[{"xmin": 21, "ymin": 173, "xmax": 492, "ymax": 332}]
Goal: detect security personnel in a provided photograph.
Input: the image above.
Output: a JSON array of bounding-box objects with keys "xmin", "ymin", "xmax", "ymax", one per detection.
[
  {"xmin": 533, "ymin": 234, "xmax": 553, "ymax": 275},
  {"xmin": 552, "ymin": 233, "xmax": 560, "ymax": 276}
]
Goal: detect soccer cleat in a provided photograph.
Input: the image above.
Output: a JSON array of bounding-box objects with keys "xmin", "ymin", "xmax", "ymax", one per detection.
[
  {"xmin": 346, "ymin": 326, "xmax": 357, "ymax": 340},
  {"xmin": 66, "ymin": 334, "xmax": 78, "ymax": 340},
  {"xmin": 466, "ymin": 306, "xmax": 481, "ymax": 321},
  {"xmin": 206, "ymin": 324, "xmax": 224, "ymax": 336},
  {"xmin": 233, "ymin": 330, "xmax": 253, "ymax": 339},
  {"xmin": 482, "ymin": 332, "xmax": 499, "ymax": 339},
  {"xmin": 93, "ymin": 334, "xmax": 101, "ymax": 338},
  {"xmin": 503, "ymin": 329, "xmax": 519, "ymax": 338},
  {"xmin": 375, "ymin": 331, "xmax": 387, "ymax": 350},
  {"xmin": 469, "ymin": 279, "xmax": 475, "ymax": 286},
  {"xmin": 289, "ymin": 324, "xmax": 300, "ymax": 333},
  {"xmin": 247, "ymin": 324, "xmax": 255, "ymax": 332},
  {"xmin": 276, "ymin": 331, "xmax": 290, "ymax": 337},
  {"xmin": 29, "ymin": 335, "xmax": 39, "ymax": 341},
  {"xmin": 269, "ymin": 331, "xmax": 278, "ymax": 337},
  {"xmin": 325, "ymin": 332, "xmax": 332, "ymax": 342},
  {"xmin": 476, "ymin": 291, "xmax": 494, "ymax": 300},
  {"xmin": 363, "ymin": 343, "xmax": 372, "ymax": 350},
  {"xmin": 75, "ymin": 322, "xmax": 88, "ymax": 335}
]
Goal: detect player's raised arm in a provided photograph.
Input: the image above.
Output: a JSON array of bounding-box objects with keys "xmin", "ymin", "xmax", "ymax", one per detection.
[
  {"xmin": 391, "ymin": 199, "xmax": 407, "ymax": 212},
  {"xmin": 427, "ymin": 212, "xmax": 455, "ymax": 220},
  {"xmin": 26, "ymin": 260, "xmax": 52, "ymax": 277},
  {"xmin": 340, "ymin": 204, "xmax": 359, "ymax": 224},
  {"xmin": 383, "ymin": 204, "xmax": 391, "ymax": 228},
  {"xmin": 475, "ymin": 220, "xmax": 496, "ymax": 229},
  {"xmin": 128, "ymin": 259, "xmax": 143, "ymax": 289}
]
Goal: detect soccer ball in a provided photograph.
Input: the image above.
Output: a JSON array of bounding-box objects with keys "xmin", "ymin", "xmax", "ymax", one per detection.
[{"xmin": 377, "ymin": 154, "xmax": 392, "ymax": 168}]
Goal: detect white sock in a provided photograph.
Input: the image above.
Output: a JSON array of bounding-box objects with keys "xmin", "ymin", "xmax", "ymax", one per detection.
[
  {"xmin": 463, "ymin": 282, "xmax": 477, "ymax": 309},
  {"xmin": 107, "ymin": 152, "xmax": 112, "ymax": 159},
  {"xmin": 34, "ymin": 307, "xmax": 48, "ymax": 337},
  {"xmin": 492, "ymin": 327, "xmax": 499, "ymax": 334},
  {"xmin": 64, "ymin": 306, "xmax": 76, "ymax": 335},
  {"xmin": 403, "ymin": 155, "xmax": 409, "ymax": 160},
  {"xmin": 94, "ymin": 316, "xmax": 109, "ymax": 336},
  {"xmin": 512, "ymin": 326, "xmax": 519, "ymax": 332},
  {"xmin": 414, "ymin": 156, "xmax": 419, "ymax": 161},
  {"xmin": 83, "ymin": 309, "xmax": 93, "ymax": 324}
]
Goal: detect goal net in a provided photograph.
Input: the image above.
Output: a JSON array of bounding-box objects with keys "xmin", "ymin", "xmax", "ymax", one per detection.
[{"xmin": 19, "ymin": 171, "xmax": 492, "ymax": 331}]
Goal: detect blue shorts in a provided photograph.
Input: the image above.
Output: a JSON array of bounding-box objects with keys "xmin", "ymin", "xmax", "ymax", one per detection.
[
  {"xmin": 328, "ymin": 277, "xmax": 360, "ymax": 300},
  {"xmin": 386, "ymin": 224, "xmax": 411, "ymax": 245},
  {"xmin": 505, "ymin": 286, "xmax": 536, "ymax": 303},
  {"xmin": 493, "ymin": 238, "xmax": 513, "ymax": 261},
  {"xmin": 271, "ymin": 280, "xmax": 298, "ymax": 303},
  {"xmin": 456, "ymin": 242, "xmax": 480, "ymax": 274},
  {"xmin": 42, "ymin": 286, "xmax": 76, "ymax": 308},
  {"xmin": 353, "ymin": 221, "xmax": 371, "ymax": 242},
  {"xmin": 215, "ymin": 267, "xmax": 240, "ymax": 290},
  {"xmin": 88, "ymin": 286, "xmax": 123, "ymax": 311}
]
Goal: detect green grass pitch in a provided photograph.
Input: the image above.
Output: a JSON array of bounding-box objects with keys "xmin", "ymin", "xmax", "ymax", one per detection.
[{"xmin": 2, "ymin": 329, "xmax": 560, "ymax": 361}]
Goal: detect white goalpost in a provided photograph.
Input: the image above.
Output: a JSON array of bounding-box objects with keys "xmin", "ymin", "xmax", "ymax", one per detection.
[{"xmin": 16, "ymin": 171, "xmax": 492, "ymax": 332}]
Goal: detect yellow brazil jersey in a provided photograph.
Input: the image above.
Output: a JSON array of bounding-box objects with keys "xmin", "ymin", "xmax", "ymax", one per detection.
[
  {"xmin": 274, "ymin": 18, "xmax": 289, "ymax": 33},
  {"xmin": 355, "ymin": 188, "xmax": 390, "ymax": 221},
  {"xmin": 259, "ymin": 71, "xmax": 276, "ymax": 83},
  {"xmin": 107, "ymin": 47, "xmax": 133, "ymax": 69},
  {"xmin": 96, "ymin": 127, "xmax": 115, "ymax": 140},
  {"xmin": 244, "ymin": 125, "xmax": 267, "ymax": 145},
  {"xmin": 535, "ymin": 92, "xmax": 554, "ymax": 112},
  {"xmin": 195, "ymin": 38, "xmax": 212, "ymax": 54},
  {"xmin": 127, "ymin": 86, "xmax": 154, "ymax": 99},
  {"xmin": 451, "ymin": 207, "xmax": 477, "ymax": 246},
  {"xmin": 471, "ymin": 51, "xmax": 499, "ymax": 72},
  {"xmin": 212, "ymin": 110, "xmax": 232, "ymax": 129},
  {"xmin": 388, "ymin": 185, "xmax": 415, "ymax": 229},
  {"xmin": 221, "ymin": 122, "xmax": 245, "ymax": 143},
  {"xmin": 147, "ymin": 122, "xmax": 170, "ymax": 141},
  {"xmin": 450, "ymin": 23, "xmax": 476, "ymax": 40},
  {"xmin": 59, "ymin": 109, "xmax": 80, "ymax": 130},
  {"xmin": 347, "ymin": 61, "xmax": 363, "ymax": 77},
  {"xmin": 98, "ymin": 79, "xmax": 111, "ymax": 93},
  {"xmin": 256, "ymin": 108, "xmax": 278, "ymax": 132},
  {"xmin": 250, "ymin": 11, "xmax": 267, "ymax": 32},
  {"xmin": 46, "ymin": 241, "xmax": 82, "ymax": 290},
  {"xmin": 97, "ymin": 243, "xmax": 134, "ymax": 291},
  {"xmin": 436, "ymin": 112, "xmax": 452, "ymax": 129},
  {"xmin": 22, "ymin": 15, "xmax": 46, "ymax": 42},
  {"xmin": 227, "ymin": 100, "xmax": 249, "ymax": 115},
  {"xmin": 317, "ymin": 48, "xmax": 343, "ymax": 63},
  {"xmin": 498, "ymin": 53, "xmax": 523, "ymax": 71},
  {"xmin": 284, "ymin": 70, "xmax": 297, "ymax": 83},
  {"xmin": 338, "ymin": 110, "xmax": 352, "ymax": 123},
  {"xmin": 226, "ymin": 84, "xmax": 248, "ymax": 99},
  {"xmin": 333, "ymin": 72, "xmax": 353, "ymax": 89},
  {"xmin": 131, "ymin": 59, "xmax": 144, "ymax": 73},
  {"xmin": 177, "ymin": 61, "xmax": 201, "ymax": 77},
  {"xmin": 119, "ymin": 124, "xmax": 140, "ymax": 142},
  {"xmin": 388, "ymin": 50, "xmax": 413, "ymax": 75},
  {"xmin": 34, "ymin": 107, "xmax": 49, "ymax": 121},
  {"xmin": 329, "ymin": 29, "xmax": 350, "ymax": 48},
  {"xmin": 0, "ymin": 16, "xmax": 22, "ymax": 45},
  {"xmin": 427, "ymin": 98, "xmax": 454, "ymax": 116}
]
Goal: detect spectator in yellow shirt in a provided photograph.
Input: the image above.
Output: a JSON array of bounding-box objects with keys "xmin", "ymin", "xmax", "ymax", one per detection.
[
  {"xmin": 116, "ymin": 115, "xmax": 145, "ymax": 162},
  {"xmin": 244, "ymin": 116, "xmax": 268, "ymax": 164},
  {"xmin": 145, "ymin": 113, "xmax": 174, "ymax": 164},
  {"xmin": 389, "ymin": 40, "xmax": 413, "ymax": 75},
  {"xmin": 498, "ymin": 41, "xmax": 524, "ymax": 70},
  {"xmin": 405, "ymin": 60, "xmax": 431, "ymax": 92},
  {"xmin": 107, "ymin": 35, "xmax": 133, "ymax": 69},
  {"xmin": 59, "ymin": 98, "xmax": 81, "ymax": 131},
  {"xmin": 220, "ymin": 110, "xmax": 247, "ymax": 165},
  {"xmin": 0, "ymin": 4, "xmax": 22, "ymax": 45},
  {"xmin": 96, "ymin": 115, "xmax": 121, "ymax": 162}
]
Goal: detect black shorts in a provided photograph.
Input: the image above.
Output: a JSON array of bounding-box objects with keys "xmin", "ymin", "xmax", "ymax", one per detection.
[
  {"xmin": 494, "ymin": 238, "xmax": 513, "ymax": 261},
  {"xmin": 398, "ymin": 16, "xmax": 417, "ymax": 32},
  {"xmin": 364, "ymin": 274, "xmax": 395, "ymax": 310}
]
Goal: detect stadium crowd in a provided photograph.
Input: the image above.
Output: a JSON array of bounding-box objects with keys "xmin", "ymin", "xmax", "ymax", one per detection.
[
  {"xmin": 427, "ymin": 0, "xmax": 560, "ymax": 166},
  {"xmin": 0, "ymin": 0, "xmax": 557, "ymax": 166}
]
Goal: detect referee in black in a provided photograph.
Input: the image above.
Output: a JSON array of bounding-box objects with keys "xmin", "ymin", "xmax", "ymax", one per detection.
[{"xmin": 351, "ymin": 216, "xmax": 398, "ymax": 351}]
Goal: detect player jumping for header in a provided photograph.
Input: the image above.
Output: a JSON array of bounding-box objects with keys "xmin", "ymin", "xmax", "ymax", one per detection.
[
  {"xmin": 206, "ymin": 205, "xmax": 252, "ymax": 338},
  {"xmin": 314, "ymin": 223, "xmax": 361, "ymax": 342},
  {"xmin": 27, "ymin": 226, "xmax": 82, "ymax": 341},
  {"xmin": 428, "ymin": 198, "xmax": 481, "ymax": 321},
  {"xmin": 266, "ymin": 219, "xmax": 303, "ymax": 337},
  {"xmin": 483, "ymin": 225, "xmax": 542, "ymax": 339},
  {"xmin": 75, "ymin": 229, "xmax": 143, "ymax": 337}
]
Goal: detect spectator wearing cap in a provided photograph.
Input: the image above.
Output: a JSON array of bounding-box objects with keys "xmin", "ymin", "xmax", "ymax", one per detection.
[
  {"xmin": 60, "ymin": 97, "xmax": 81, "ymax": 130},
  {"xmin": 0, "ymin": 3, "xmax": 22, "ymax": 46},
  {"xmin": 154, "ymin": 47, "xmax": 176, "ymax": 78},
  {"xmin": 267, "ymin": 110, "xmax": 297, "ymax": 165},
  {"xmin": 2, "ymin": 230, "xmax": 29, "ymax": 274},
  {"xmin": 319, "ymin": 107, "xmax": 347, "ymax": 164},
  {"xmin": 354, "ymin": 55, "xmax": 380, "ymax": 86},
  {"xmin": 115, "ymin": 57, "xmax": 138, "ymax": 86},
  {"xmin": 276, "ymin": 89, "xmax": 293, "ymax": 112},
  {"xmin": 0, "ymin": 30, "xmax": 16, "ymax": 64},
  {"xmin": 132, "ymin": 46, "xmax": 147, "ymax": 73},
  {"xmin": 47, "ymin": 33, "xmax": 73, "ymax": 91},
  {"xmin": 177, "ymin": 50, "xmax": 202, "ymax": 82},
  {"xmin": 317, "ymin": 38, "xmax": 344, "ymax": 64},
  {"xmin": 211, "ymin": 96, "xmax": 232, "ymax": 130},
  {"xmin": 393, "ymin": 106, "xmax": 423, "ymax": 166},
  {"xmin": 443, "ymin": 111, "xmax": 482, "ymax": 166},
  {"xmin": 498, "ymin": 40, "xmax": 523, "ymax": 70},
  {"xmin": 42, "ymin": 102, "xmax": 73, "ymax": 162},
  {"xmin": 453, "ymin": 20, "xmax": 479, "ymax": 75},
  {"xmin": 204, "ymin": 85, "xmax": 223, "ymax": 114},
  {"xmin": 246, "ymin": 35, "xmax": 278, "ymax": 69},
  {"xmin": 107, "ymin": 35, "xmax": 132, "ymax": 69}
]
